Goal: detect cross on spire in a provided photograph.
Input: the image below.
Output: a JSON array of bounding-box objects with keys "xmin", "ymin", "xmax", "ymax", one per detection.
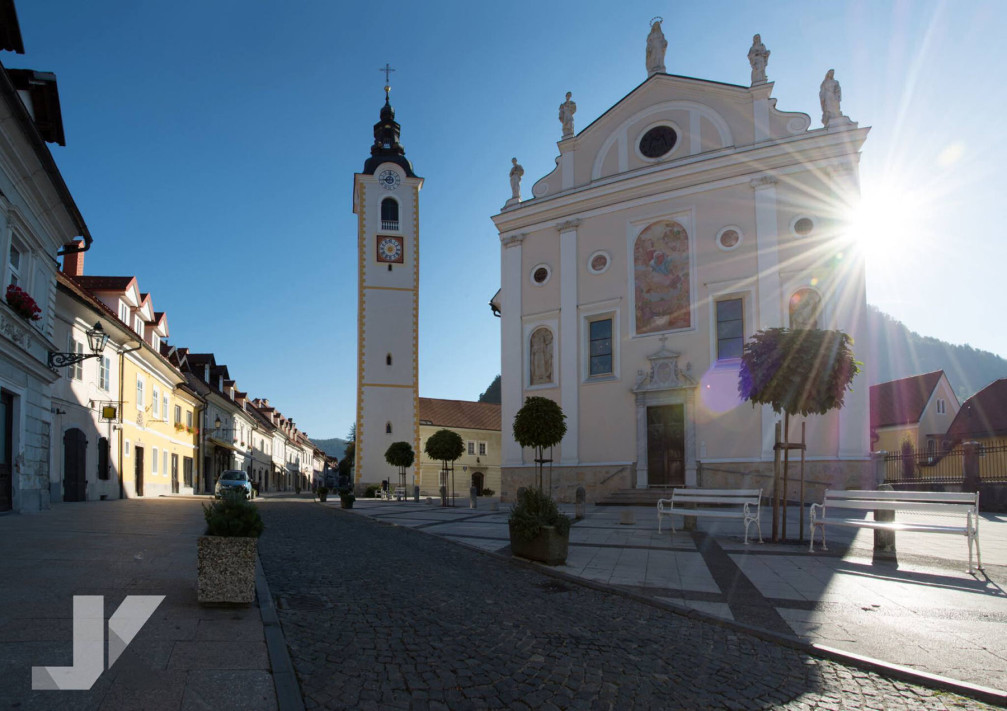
[{"xmin": 380, "ymin": 63, "xmax": 395, "ymax": 99}]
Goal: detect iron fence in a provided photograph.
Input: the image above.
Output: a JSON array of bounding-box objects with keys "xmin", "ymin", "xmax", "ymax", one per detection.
[{"xmin": 882, "ymin": 443, "xmax": 1007, "ymax": 485}]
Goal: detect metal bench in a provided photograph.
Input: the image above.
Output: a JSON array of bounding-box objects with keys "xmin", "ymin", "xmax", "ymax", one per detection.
[
  {"xmin": 656, "ymin": 488, "xmax": 763, "ymax": 544},
  {"xmin": 809, "ymin": 489, "xmax": 983, "ymax": 574}
]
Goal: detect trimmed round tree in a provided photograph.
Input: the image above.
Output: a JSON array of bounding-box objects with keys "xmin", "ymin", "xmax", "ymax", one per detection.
[
  {"xmin": 739, "ymin": 327, "xmax": 860, "ymax": 541},
  {"xmin": 424, "ymin": 429, "xmax": 464, "ymax": 506},
  {"xmin": 384, "ymin": 441, "xmax": 415, "ymax": 496},
  {"xmin": 512, "ymin": 396, "xmax": 567, "ymax": 493}
]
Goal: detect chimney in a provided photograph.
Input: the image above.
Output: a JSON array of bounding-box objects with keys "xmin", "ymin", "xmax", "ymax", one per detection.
[{"xmin": 61, "ymin": 240, "xmax": 85, "ymax": 276}]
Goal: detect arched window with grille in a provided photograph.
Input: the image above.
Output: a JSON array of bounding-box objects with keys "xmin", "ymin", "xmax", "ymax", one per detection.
[
  {"xmin": 386, "ymin": 422, "xmax": 393, "ymax": 434},
  {"xmin": 381, "ymin": 198, "xmax": 399, "ymax": 231}
]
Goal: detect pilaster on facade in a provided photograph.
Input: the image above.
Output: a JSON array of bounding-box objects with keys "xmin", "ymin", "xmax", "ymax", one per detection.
[
  {"xmin": 557, "ymin": 220, "xmax": 579, "ymax": 465},
  {"xmin": 500, "ymin": 233, "xmax": 525, "ymax": 467}
]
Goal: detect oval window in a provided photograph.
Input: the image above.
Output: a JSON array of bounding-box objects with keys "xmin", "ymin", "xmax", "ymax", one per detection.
[{"xmin": 639, "ymin": 125, "xmax": 678, "ymax": 158}]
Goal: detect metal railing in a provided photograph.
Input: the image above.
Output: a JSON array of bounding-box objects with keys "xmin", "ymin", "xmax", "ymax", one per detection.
[
  {"xmin": 882, "ymin": 443, "xmax": 1007, "ymax": 485},
  {"xmin": 381, "ymin": 220, "xmax": 399, "ymax": 231}
]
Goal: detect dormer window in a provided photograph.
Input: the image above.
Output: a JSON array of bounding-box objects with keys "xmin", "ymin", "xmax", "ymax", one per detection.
[
  {"xmin": 119, "ymin": 302, "xmax": 129, "ymax": 322},
  {"xmin": 134, "ymin": 316, "xmax": 143, "ymax": 334},
  {"xmin": 381, "ymin": 198, "xmax": 399, "ymax": 231}
]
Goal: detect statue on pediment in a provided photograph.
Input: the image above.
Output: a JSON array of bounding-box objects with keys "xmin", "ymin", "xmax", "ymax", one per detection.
[
  {"xmin": 748, "ymin": 34, "xmax": 770, "ymax": 85},
  {"xmin": 559, "ymin": 92, "xmax": 576, "ymax": 138},
  {"xmin": 819, "ymin": 69, "xmax": 844, "ymax": 125},
  {"xmin": 646, "ymin": 18, "xmax": 667, "ymax": 76},
  {"xmin": 509, "ymin": 158, "xmax": 524, "ymax": 199}
]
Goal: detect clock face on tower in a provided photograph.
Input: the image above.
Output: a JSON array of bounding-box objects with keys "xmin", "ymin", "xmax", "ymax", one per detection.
[
  {"xmin": 378, "ymin": 169, "xmax": 401, "ymax": 190},
  {"xmin": 376, "ymin": 235, "xmax": 404, "ymax": 263}
]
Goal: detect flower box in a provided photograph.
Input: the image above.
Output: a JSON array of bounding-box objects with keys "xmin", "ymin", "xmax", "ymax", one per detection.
[
  {"xmin": 508, "ymin": 522, "xmax": 568, "ymax": 566},
  {"xmin": 4, "ymin": 284, "xmax": 41, "ymax": 322}
]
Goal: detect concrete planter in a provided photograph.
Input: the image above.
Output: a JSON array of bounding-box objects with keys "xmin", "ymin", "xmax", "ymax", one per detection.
[
  {"xmin": 508, "ymin": 523, "xmax": 568, "ymax": 565},
  {"xmin": 340, "ymin": 497, "xmax": 354, "ymax": 509},
  {"xmin": 318, "ymin": 491, "xmax": 328, "ymax": 502},
  {"xmin": 197, "ymin": 536, "xmax": 257, "ymax": 605}
]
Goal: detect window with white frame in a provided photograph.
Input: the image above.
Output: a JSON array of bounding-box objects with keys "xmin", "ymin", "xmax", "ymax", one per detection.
[
  {"xmin": 152, "ymin": 447, "xmax": 159, "ymax": 474},
  {"xmin": 134, "ymin": 316, "xmax": 143, "ymax": 334},
  {"xmin": 99, "ymin": 356, "xmax": 110, "ymax": 391},
  {"xmin": 136, "ymin": 376, "xmax": 145, "ymax": 408},
  {"xmin": 186, "ymin": 410, "xmax": 193, "ymax": 428},
  {"xmin": 715, "ymin": 298, "xmax": 744, "ymax": 360},
  {"xmin": 152, "ymin": 386, "xmax": 160, "ymax": 418},
  {"xmin": 118, "ymin": 302, "xmax": 129, "ymax": 322},
  {"xmin": 467, "ymin": 441, "xmax": 475, "ymax": 455},
  {"xmin": 936, "ymin": 398, "xmax": 946, "ymax": 415},
  {"xmin": 478, "ymin": 442, "xmax": 487, "ymax": 456},
  {"xmin": 588, "ymin": 318, "xmax": 613, "ymax": 376},
  {"xmin": 69, "ymin": 337, "xmax": 84, "ymax": 381},
  {"xmin": 162, "ymin": 393, "xmax": 169, "ymax": 421},
  {"xmin": 125, "ymin": 440, "xmax": 131, "ymax": 456},
  {"xmin": 174, "ymin": 405, "xmax": 181, "ymax": 425},
  {"xmin": 7, "ymin": 242, "xmax": 22, "ymax": 286},
  {"xmin": 162, "ymin": 450, "xmax": 168, "ymax": 477}
]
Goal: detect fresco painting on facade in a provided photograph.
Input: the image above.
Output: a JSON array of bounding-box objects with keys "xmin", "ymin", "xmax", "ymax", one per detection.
[{"xmin": 634, "ymin": 220, "xmax": 690, "ymax": 335}]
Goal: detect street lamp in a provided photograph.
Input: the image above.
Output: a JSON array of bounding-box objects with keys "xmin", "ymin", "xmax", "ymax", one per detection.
[{"xmin": 48, "ymin": 322, "xmax": 110, "ymax": 368}]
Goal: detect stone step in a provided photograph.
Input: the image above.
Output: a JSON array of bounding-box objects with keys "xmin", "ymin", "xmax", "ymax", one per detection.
[{"xmin": 595, "ymin": 488, "xmax": 679, "ymax": 506}]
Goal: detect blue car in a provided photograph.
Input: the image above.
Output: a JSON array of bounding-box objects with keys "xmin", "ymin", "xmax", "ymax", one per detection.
[{"xmin": 214, "ymin": 470, "xmax": 253, "ymax": 500}]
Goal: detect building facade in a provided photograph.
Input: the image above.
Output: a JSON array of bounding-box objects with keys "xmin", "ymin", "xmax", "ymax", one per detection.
[
  {"xmin": 493, "ymin": 25, "xmax": 871, "ymax": 502},
  {"xmin": 417, "ymin": 398, "xmax": 501, "ymax": 499}
]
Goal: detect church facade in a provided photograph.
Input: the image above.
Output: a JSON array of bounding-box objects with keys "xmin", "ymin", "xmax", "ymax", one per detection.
[{"xmin": 493, "ymin": 24, "xmax": 872, "ymax": 503}]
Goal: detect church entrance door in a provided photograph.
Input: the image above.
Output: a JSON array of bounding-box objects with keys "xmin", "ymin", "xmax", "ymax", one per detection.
[{"xmin": 646, "ymin": 404, "xmax": 684, "ymax": 487}]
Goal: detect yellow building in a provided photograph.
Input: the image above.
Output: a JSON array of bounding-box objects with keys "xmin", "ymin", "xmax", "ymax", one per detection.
[
  {"xmin": 73, "ymin": 276, "xmax": 199, "ymax": 497},
  {"xmin": 417, "ymin": 398, "xmax": 500, "ymax": 499},
  {"xmin": 869, "ymin": 370, "xmax": 959, "ymax": 455}
]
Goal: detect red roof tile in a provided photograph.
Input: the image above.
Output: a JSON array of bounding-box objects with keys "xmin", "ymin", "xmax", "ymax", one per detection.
[
  {"xmin": 419, "ymin": 398, "xmax": 500, "ymax": 431},
  {"xmin": 945, "ymin": 379, "xmax": 1007, "ymax": 442},
  {"xmin": 869, "ymin": 370, "xmax": 942, "ymax": 429},
  {"xmin": 72, "ymin": 275, "xmax": 135, "ymax": 292}
]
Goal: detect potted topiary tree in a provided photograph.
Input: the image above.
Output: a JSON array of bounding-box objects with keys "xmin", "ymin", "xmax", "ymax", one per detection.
[
  {"xmin": 508, "ymin": 487, "xmax": 571, "ymax": 565},
  {"xmin": 317, "ymin": 485, "xmax": 329, "ymax": 502},
  {"xmin": 197, "ymin": 492, "xmax": 264, "ymax": 604},
  {"xmin": 509, "ymin": 396, "xmax": 571, "ymax": 564},
  {"xmin": 424, "ymin": 429, "xmax": 464, "ymax": 506},
  {"xmin": 384, "ymin": 441, "xmax": 415, "ymax": 500}
]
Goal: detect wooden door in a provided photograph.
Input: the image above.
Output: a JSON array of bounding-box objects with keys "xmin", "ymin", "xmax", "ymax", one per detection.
[
  {"xmin": 0, "ymin": 392, "xmax": 12, "ymax": 512},
  {"xmin": 63, "ymin": 428, "xmax": 88, "ymax": 502},
  {"xmin": 646, "ymin": 404, "xmax": 685, "ymax": 487},
  {"xmin": 171, "ymin": 454, "xmax": 179, "ymax": 494},
  {"xmin": 134, "ymin": 446, "xmax": 144, "ymax": 497}
]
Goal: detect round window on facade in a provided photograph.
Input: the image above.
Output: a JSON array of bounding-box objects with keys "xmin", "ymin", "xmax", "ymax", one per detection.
[
  {"xmin": 530, "ymin": 264, "xmax": 551, "ymax": 286},
  {"xmin": 791, "ymin": 216, "xmax": 816, "ymax": 238},
  {"xmin": 716, "ymin": 227, "xmax": 743, "ymax": 251},
  {"xmin": 638, "ymin": 125, "xmax": 678, "ymax": 159},
  {"xmin": 587, "ymin": 251, "xmax": 610, "ymax": 274}
]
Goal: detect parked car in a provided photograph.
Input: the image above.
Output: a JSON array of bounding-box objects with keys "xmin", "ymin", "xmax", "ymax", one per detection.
[{"xmin": 214, "ymin": 470, "xmax": 253, "ymax": 500}]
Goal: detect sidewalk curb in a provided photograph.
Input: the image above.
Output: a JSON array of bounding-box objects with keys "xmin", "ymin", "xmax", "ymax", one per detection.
[
  {"xmin": 350, "ymin": 505, "xmax": 1007, "ymax": 708},
  {"xmin": 256, "ymin": 555, "xmax": 305, "ymax": 711}
]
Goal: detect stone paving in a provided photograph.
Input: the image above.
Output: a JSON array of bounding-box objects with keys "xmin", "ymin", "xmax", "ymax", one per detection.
[
  {"xmin": 257, "ymin": 499, "xmax": 998, "ymax": 710},
  {"xmin": 0, "ymin": 498, "xmax": 277, "ymax": 711},
  {"xmin": 345, "ymin": 497, "xmax": 1007, "ymax": 693}
]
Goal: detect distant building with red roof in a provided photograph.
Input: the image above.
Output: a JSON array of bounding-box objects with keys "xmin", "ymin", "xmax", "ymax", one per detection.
[{"xmin": 869, "ymin": 370, "xmax": 959, "ymax": 454}]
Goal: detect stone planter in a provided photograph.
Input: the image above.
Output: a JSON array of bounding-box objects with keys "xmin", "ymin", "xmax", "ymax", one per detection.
[
  {"xmin": 340, "ymin": 497, "xmax": 354, "ymax": 509},
  {"xmin": 508, "ymin": 523, "xmax": 568, "ymax": 565},
  {"xmin": 318, "ymin": 491, "xmax": 328, "ymax": 502},
  {"xmin": 197, "ymin": 536, "xmax": 257, "ymax": 604}
]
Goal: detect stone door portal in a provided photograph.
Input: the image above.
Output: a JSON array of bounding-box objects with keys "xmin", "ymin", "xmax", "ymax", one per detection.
[
  {"xmin": 134, "ymin": 446, "xmax": 145, "ymax": 497},
  {"xmin": 63, "ymin": 428, "xmax": 88, "ymax": 502},
  {"xmin": 646, "ymin": 404, "xmax": 684, "ymax": 487},
  {"xmin": 0, "ymin": 391, "xmax": 13, "ymax": 512}
]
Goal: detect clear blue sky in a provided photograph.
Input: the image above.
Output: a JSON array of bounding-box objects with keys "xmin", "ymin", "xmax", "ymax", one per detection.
[{"xmin": 10, "ymin": 1, "xmax": 1006, "ymax": 440}]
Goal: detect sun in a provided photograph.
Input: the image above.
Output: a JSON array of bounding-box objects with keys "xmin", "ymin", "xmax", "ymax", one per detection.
[{"xmin": 848, "ymin": 182, "xmax": 924, "ymax": 263}]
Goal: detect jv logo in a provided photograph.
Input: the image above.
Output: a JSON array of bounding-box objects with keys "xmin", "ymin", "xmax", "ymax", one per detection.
[{"xmin": 32, "ymin": 595, "xmax": 164, "ymax": 691}]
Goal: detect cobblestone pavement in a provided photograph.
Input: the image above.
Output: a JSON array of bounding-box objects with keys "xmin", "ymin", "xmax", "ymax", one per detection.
[{"xmin": 256, "ymin": 501, "xmax": 995, "ymax": 710}]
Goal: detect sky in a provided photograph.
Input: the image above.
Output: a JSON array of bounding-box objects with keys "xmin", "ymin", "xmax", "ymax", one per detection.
[{"xmin": 8, "ymin": 1, "xmax": 1007, "ymax": 441}]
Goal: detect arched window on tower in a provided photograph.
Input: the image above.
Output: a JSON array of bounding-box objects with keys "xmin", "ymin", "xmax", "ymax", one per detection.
[
  {"xmin": 381, "ymin": 198, "xmax": 399, "ymax": 231},
  {"xmin": 386, "ymin": 422, "xmax": 393, "ymax": 434},
  {"xmin": 386, "ymin": 353, "xmax": 392, "ymax": 366}
]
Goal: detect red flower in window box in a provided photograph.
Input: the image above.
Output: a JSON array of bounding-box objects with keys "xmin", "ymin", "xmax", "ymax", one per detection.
[{"xmin": 4, "ymin": 284, "xmax": 42, "ymax": 321}]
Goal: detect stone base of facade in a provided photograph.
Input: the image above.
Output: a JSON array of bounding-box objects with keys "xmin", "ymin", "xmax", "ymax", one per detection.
[
  {"xmin": 501, "ymin": 464, "xmax": 636, "ymax": 504},
  {"xmin": 502, "ymin": 459, "xmax": 872, "ymax": 505}
]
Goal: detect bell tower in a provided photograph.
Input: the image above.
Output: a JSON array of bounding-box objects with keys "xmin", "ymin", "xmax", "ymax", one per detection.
[{"xmin": 353, "ymin": 70, "xmax": 422, "ymax": 488}]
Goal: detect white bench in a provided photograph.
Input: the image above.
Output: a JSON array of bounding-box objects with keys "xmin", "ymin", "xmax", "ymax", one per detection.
[
  {"xmin": 809, "ymin": 489, "xmax": 983, "ymax": 574},
  {"xmin": 656, "ymin": 488, "xmax": 763, "ymax": 544}
]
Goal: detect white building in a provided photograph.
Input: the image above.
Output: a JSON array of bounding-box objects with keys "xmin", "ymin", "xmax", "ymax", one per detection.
[
  {"xmin": 493, "ymin": 24, "xmax": 871, "ymax": 502},
  {"xmin": 1, "ymin": 24, "xmax": 92, "ymax": 512}
]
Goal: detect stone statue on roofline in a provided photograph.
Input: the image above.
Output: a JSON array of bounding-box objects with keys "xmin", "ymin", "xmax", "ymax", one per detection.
[
  {"xmin": 509, "ymin": 158, "xmax": 524, "ymax": 200},
  {"xmin": 820, "ymin": 68, "xmax": 849, "ymax": 126},
  {"xmin": 646, "ymin": 18, "xmax": 668, "ymax": 76},
  {"xmin": 558, "ymin": 92, "xmax": 576, "ymax": 139},
  {"xmin": 748, "ymin": 34, "xmax": 770, "ymax": 85}
]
